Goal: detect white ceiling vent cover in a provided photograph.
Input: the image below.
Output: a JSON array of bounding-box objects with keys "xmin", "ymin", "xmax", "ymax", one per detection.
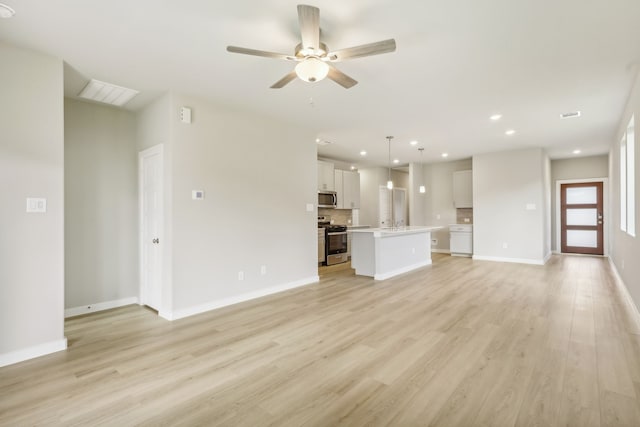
[{"xmin": 78, "ymin": 79, "xmax": 139, "ymax": 107}]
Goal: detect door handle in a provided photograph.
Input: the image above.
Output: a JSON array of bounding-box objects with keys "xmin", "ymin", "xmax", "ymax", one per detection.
[{"xmin": 152, "ymin": 238, "xmax": 159, "ymax": 244}]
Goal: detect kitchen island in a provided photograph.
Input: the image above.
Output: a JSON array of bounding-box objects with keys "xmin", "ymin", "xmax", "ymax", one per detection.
[{"xmin": 350, "ymin": 226, "xmax": 443, "ymax": 280}]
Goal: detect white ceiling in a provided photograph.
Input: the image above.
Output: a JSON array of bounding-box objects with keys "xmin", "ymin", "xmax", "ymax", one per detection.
[{"xmin": 2, "ymin": 0, "xmax": 639, "ymax": 167}]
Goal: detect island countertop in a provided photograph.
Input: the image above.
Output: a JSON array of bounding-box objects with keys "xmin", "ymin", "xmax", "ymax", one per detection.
[{"xmin": 349, "ymin": 226, "xmax": 443, "ymax": 237}]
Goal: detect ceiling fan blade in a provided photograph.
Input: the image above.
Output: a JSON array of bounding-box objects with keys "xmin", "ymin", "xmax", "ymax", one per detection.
[
  {"xmin": 270, "ymin": 71, "xmax": 298, "ymax": 88},
  {"xmin": 327, "ymin": 65, "xmax": 358, "ymax": 89},
  {"xmin": 227, "ymin": 46, "xmax": 295, "ymax": 61},
  {"xmin": 328, "ymin": 39, "xmax": 396, "ymax": 61},
  {"xmin": 297, "ymin": 4, "xmax": 320, "ymax": 51}
]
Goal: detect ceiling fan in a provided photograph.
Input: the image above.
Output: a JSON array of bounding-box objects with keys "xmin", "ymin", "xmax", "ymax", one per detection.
[{"xmin": 226, "ymin": 4, "xmax": 396, "ymax": 89}]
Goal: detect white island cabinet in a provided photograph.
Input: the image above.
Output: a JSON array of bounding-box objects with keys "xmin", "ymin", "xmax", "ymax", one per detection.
[{"xmin": 350, "ymin": 226, "xmax": 443, "ymax": 280}]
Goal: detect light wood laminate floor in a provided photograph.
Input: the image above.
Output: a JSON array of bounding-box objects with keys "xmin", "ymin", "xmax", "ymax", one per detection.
[{"xmin": 2, "ymin": 254, "xmax": 640, "ymax": 426}]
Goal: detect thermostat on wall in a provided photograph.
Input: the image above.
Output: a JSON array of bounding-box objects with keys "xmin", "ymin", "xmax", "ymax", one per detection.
[{"xmin": 192, "ymin": 190, "xmax": 204, "ymax": 200}]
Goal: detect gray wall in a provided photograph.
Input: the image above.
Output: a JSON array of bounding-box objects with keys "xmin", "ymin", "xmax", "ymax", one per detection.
[
  {"xmin": 610, "ymin": 73, "xmax": 640, "ymax": 310},
  {"xmin": 550, "ymin": 155, "xmax": 609, "ymax": 252},
  {"xmin": 473, "ymin": 148, "xmax": 549, "ymax": 263},
  {"xmin": 0, "ymin": 43, "xmax": 66, "ymax": 364},
  {"xmin": 154, "ymin": 93, "xmax": 318, "ymax": 317},
  {"xmin": 64, "ymin": 98, "xmax": 138, "ymax": 309}
]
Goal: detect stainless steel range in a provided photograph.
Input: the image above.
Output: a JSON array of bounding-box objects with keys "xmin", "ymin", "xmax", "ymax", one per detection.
[{"xmin": 318, "ymin": 216, "xmax": 348, "ymax": 265}]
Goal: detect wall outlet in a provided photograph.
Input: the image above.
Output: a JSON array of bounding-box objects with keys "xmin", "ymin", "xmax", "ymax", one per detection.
[
  {"xmin": 502, "ymin": 242, "xmax": 508, "ymax": 249},
  {"xmin": 238, "ymin": 271, "xmax": 244, "ymax": 281},
  {"xmin": 306, "ymin": 203, "xmax": 314, "ymax": 212},
  {"xmin": 431, "ymin": 239, "xmax": 438, "ymax": 246},
  {"xmin": 260, "ymin": 265, "xmax": 267, "ymax": 275},
  {"xmin": 26, "ymin": 198, "xmax": 47, "ymax": 213}
]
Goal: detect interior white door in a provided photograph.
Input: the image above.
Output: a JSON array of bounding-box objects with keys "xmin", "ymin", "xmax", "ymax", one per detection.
[{"xmin": 139, "ymin": 145, "xmax": 163, "ymax": 311}]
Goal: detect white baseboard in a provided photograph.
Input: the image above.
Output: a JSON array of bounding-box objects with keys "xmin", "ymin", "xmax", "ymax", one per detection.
[
  {"xmin": 0, "ymin": 338, "xmax": 67, "ymax": 367},
  {"xmin": 163, "ymin": 276, "xmax": 320, "ymax": 321},
  {"xmin": 65, "ymin": 297, "xmax": 139, "ymax": 318},
  {"xmin": 608, "ymin": 257, "xmax": 640, "ymax": 331},
  {"xmin": 543, "ymin": 252, "xmax": 552, "ymax": 264},
  {"xmin": 472, "ymin": 255, "xmax": 545, "ymax": 265},
  {"xmin": 374, "ymin": 260, "xmax": 431, "ymax": 281},
  {"xmin": 431, "ymin": 249, "xmax": 451, "ymax": 254}
]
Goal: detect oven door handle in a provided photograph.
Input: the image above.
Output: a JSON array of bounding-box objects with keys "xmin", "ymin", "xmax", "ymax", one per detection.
[{"xmin": 327, "ymin": 232, "xmax": 347, "ymax": 236}]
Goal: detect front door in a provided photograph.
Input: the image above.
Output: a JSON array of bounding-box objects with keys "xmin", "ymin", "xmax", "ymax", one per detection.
[
  {"xmin": 560, "ymin": 182, "xmax": 604, "ymax": 255},
  {"xmin": 139, "ymin": 145, "xmax": 163, "ymax": 311}
]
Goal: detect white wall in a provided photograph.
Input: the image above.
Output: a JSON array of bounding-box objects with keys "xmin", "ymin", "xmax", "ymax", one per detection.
[
  {"xmin": 0, "ymin": 43, "xmax": 66, "ymax": 365},
  {"xmin": 473, "ymin": 148, "xmax": 548, "ymax": 264},
  {"xmin": 64, "ymin": 99, "xmax": 138, "ymax": 310},
  {"xmin": 165, "ymin": 93, "xmax": 318, "ymax": 317},
  {"xmin": 420, "ymin": 159, "xmax": 472, "ymax": 252},
  {"xmin": 550, "ymin": 155, "xmax": 609, "ymax": 252},
  {"xmin": 610, "ymin": 72, "xmax": 640, "ymax": 311}
]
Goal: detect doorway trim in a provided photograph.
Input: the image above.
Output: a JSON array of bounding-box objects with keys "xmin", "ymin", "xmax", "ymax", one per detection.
[
  {"xmin": 555, "ymin": 177, "xmax": 608, "ymax": 256},
  {"xmin": 138, "ymin": 144, "xmax": 164, "ymax": 313}
]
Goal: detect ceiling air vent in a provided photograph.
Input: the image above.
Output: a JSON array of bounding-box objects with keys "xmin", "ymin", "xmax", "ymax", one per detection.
[
  {"xmin": 560, "ymin": 111, "xmax": 581, "ymax": 119},
  {"xmin": 78, "ymin": 79, "xmax": 139, "ymax": 107}
]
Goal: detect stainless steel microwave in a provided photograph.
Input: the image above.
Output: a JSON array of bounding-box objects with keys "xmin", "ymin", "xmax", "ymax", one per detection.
[{"xmin": 318, "ymin": 190, "xmax": 337, "ymax": 208}]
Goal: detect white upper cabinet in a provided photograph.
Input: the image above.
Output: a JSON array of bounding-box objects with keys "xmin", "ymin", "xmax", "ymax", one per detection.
[
  {"xmin": 453, "ymin": 170, "xmax": 473, "ymax": 208},
  {"xmin": 335, "ymin": 169, "xmax": 360, "ymax": 209},
  {"xmin": 317, "ymin": 160, "xmax": 335, "ymax": 191},
  {"xmin": 343, "ymin": 170, "xmax": 360, "ymax": 209}
]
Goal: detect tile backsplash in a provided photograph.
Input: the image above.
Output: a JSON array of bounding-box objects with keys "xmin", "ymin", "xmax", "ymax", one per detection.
[
  {"xmin": 318, "ymin": 208, "xmax": 352, "ymax": 225},
  {"xmin": 456, "ymin": 208, "xmax": 473, "ymax": 224}
]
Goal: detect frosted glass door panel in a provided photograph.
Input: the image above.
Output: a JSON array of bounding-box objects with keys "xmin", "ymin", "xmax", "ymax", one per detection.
[
  {"xmin": 566, "ymin": 230, "xmax": 598, "ymax": 248},
  {"xmin": 566, "ymin": 209, "xmax": 598, "ymax": 226},
  {"xmin": 566, "ymin": 187, "xmax": 597, "ymax": 204}
]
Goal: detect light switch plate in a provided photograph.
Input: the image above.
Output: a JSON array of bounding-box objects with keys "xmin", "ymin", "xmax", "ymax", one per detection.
[
  {"xmin": 306, "ymin": 203, "xmax": 314, "ymax": 212},
  {"xmin": 192, "ymin": 190, "xmax": 204, "ymax": 200},
  {"xmin": 526, "ymin": 203, "xmax": 536, "ymax": 210},
  {"xmin": 26, "ymin": 198, "xmax": 46, "ymax": 213}
]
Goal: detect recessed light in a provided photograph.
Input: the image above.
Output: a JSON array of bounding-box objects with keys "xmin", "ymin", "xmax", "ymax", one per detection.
[
  {"xmin": 561, "ymin": 111, "xmax": 581, "ymax": 119},
  {"xmin": 350, "ymin": 165, "xmax": 356, "ymax": 170},
  {"xmin": 409, "ymin": 140, "xmax": 418, "ymax": 146},
  {"xmin": 360, "ymin": 150, "xmax": 367, "ymax": 156},
  {"xmin": 505, "ymin": 129, "xmax": 516, "ymax": 136},
  {"xmin": 573, "ymin": 149, "xmax": 581, "ymax": 154},
  {"xmin": 315, "ymin": 138, "xmax": 321, "ymax": 143},
  {"xmin": 393, "ymin": 159, "xmax": 400, "ymax": 164},
  {"xmin": 442, "ymin": 153, "xmax": 448, "ymax": 158},
  {"xmin": 0, "ymin": 3, "xmax": 15, "ymax": 18},
  {"xmin": 490, "ymin": 114, "xmax": 502, "ymax": 121}
]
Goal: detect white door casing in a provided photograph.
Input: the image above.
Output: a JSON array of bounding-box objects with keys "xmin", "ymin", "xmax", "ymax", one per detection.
[{"xmin": 139, "ymin": 145, "xmax": 164, "ymax": 311}]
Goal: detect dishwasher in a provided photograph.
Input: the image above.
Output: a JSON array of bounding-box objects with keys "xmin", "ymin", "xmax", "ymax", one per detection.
[{"xmin": 450, "ymin": 224, "xmax": 473, "ymax": 256}]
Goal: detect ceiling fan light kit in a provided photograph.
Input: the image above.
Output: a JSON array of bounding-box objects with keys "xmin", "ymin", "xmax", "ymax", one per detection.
[
  {"xmin": 226, "ymin": 4, "xmax": 396, "ymax": 89},
  {"xmin": 295, "ymin": 57, "xmax": 329, "ymax": 82}
]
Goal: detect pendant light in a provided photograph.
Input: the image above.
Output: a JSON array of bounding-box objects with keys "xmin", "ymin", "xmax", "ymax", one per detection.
[
  {"xmin": 418, "ymin": 147, "xmax": 426, "ymax": 194},
  {"xmin": 386, "ymin": 136, "xmax": 394, "ymax": 190}
]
